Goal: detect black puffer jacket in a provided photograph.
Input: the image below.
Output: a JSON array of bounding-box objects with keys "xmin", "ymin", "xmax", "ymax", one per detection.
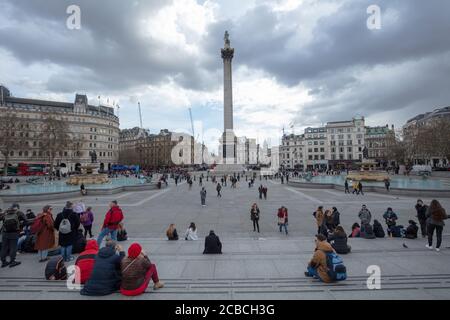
[
  {"xmin": 328, "ymin": 231, "xmax": 350, "ymax": 254},
  {"xmin": 203, "ymin": 233, "xmax": 222, "ymax": 254},
  {"xmin": 80, "ymin": 246, "xmax": 125, "ymax": 296},
  {"xmin": 54, "ymin": 208, "xmax": 80, "ymax": 247}
]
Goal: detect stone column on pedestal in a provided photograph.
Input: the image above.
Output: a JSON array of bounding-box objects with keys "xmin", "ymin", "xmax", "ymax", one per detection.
[{"xmin": 221, "ymin": 31, "xmax": 236, "ymax": 164}]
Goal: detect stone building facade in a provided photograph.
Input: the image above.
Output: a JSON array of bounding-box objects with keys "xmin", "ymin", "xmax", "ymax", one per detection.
[{"xmin": 0, "ymin": 85, "xmax": 119, "ymax": 173}]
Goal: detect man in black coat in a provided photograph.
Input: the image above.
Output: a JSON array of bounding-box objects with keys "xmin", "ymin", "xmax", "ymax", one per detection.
[
  {"xmin": 203, "ymin": 230, "xmax": 222, "ymax": 254},
  {"xmin": 54, "ymin": 201, "xmax": 80, "ymax": 262},
  {"xmin": 81, "ymin": 241, "xmax": 125, "ymax": 296}
]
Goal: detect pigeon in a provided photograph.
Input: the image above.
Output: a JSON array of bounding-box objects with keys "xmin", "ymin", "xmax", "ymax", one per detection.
[{"xmin": 402, "ymin": 243, "xmax": 408, "ymax": 248}]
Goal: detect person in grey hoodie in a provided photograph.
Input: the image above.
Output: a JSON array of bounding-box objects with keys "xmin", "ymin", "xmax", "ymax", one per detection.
[
  {"xmin": 358, "ymin": 205, "xmax": 372, "ymax": 225},
  {"xmin": 200, "ymin": 187, "xmax": 207, "ymax": 207}
]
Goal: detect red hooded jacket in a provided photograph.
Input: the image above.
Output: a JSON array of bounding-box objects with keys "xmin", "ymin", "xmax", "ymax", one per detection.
[
  {"xmin": 102, "ymin": 206, "xmax": 124, "ymax": 230},
  {"xmin": 75, "ymin": 240, "xmax": 99, "ymax": 284}
]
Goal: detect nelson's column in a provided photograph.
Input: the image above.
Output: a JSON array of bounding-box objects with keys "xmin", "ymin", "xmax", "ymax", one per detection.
[{"xmin": 221, "ymin": 31, "xmax": 237, "ymax": 165}]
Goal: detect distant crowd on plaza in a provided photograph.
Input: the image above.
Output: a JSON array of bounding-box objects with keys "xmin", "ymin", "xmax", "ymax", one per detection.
[{"xmin": 0, "ymin": 171, "xmax": 448, "ymax": 295}]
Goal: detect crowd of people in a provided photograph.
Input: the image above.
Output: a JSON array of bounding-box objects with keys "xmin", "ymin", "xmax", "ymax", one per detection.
[{"xmin": 0, "ymin": 171, "xmax": 448, "ymax": 294}]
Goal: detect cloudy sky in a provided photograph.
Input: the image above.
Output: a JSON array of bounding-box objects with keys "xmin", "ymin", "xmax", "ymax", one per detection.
[{"xmin": 1, "ymin": 0, "xmax": 449, "ymax": 152}]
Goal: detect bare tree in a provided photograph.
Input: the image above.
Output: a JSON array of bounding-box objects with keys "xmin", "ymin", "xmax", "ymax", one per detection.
[
  {"xmin": 0, "ymin": 109, "xmax": 25, "ymax": 176},
  {"xmin": 38, "ymin": 114, "xmax": 72, "ymax": 176}
]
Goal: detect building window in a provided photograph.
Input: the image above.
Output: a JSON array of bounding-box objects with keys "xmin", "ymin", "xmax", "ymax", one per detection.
[
  {"xmin": 348, "ymin": 147, "xmax": 352, "ymax": 152},
  {"xmin": 320, "ymin": 155, "xmax": 325, "ymax": 160}
]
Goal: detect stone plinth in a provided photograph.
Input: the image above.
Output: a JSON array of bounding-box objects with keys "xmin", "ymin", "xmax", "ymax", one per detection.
[{"xmin": 66, "ymin": 173, "xmax": 109, "ymax": 185}]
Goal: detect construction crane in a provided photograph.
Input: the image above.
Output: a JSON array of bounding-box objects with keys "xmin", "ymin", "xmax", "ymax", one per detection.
[
  {"xmin": 138, "ymin": 102, "xmax": 143, "ymax": 129},
  {"xmin": 188, "ymin": 107, "xmax": 195, "ymax": 138}
]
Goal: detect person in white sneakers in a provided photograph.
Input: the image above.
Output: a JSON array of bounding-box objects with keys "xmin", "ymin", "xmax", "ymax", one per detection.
[{"xmin": 425, "ymin": 199, "xmax": 448, "ymax": 252}]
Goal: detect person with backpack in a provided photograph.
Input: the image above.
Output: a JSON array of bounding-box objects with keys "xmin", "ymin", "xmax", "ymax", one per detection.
[
  {"xmin": 120, "ymin": 243, "xmax": 164, "ymax": 296},
  {"xmin": 75, "ymin": 239, "xmax": 99, "ymax": 284},
  {"xmin": 33, "ymin": 205, "xmax": 56, "ymax": 263},
  {"xmin": 250, "ymin": 203, "xmax": 260, "ymax": 233},
  {"xmin": 415, "ymin": 199, "xmax": 428, "ymax": 238},
  {"xmin": 54, "ymin": 201, "xmax": 80, "ymax": 262},
  {"xmin": 80, "ymin": 207, "xmax": 94, "ymax": 238},
  {"xmin": 373, "ymin": 220, "xmax": 386, "ymax": 238},
  {"xmin": 305, "ymin": 234, "xmax": 346, "ymax": 283},
  {"xmin": 97, "ymin": 200, "xmax": 124, "ymax": 247},
  {"xmin": 81, "ymin": 240, "xmax": 125, "ymax": 296},
  {"xmin": 426, "ymin": 199, "xmax": 448, "ymax": 252},
  {"xmin": 0, "ymin": 203, "xmax": 29, "ymax": 268},
  {"xmin": 383, "ymin": 207, "xmax": 398, "ymax": 237}
]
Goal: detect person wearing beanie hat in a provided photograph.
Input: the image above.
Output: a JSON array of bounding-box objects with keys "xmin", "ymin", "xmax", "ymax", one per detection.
[{"xmin": 120, "ymin": 243, "xmax": 164, "ymax": 296}]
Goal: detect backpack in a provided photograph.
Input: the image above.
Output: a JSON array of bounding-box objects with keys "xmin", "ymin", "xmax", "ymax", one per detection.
[
  {"xmin": 31, "ymin": 216, "xmax": 45, "ymax": 234},
  {"xmin": 323, "ymin": 251, "xmax": 347, "ymax": 281},
  {"xmin": 59, "ymin": 215, "xmax": 72, "ymax": 235},
  {"xmin": 80, "ymin": 212, "xmax": 89, "ymax": 224},
  {"xmin": 45, "ymin": 257, "xmax": 68, "ymax": 280},
  {"xmin": 21, "ymin": 235, "xmax": 38, "ymax": 253},
  {"xmin": 391, "ymin": 225, "xmax": 404, "ymax": 238},
  {"xmin": 3, "ymin": 210, "xmax": 20, "ymax": 233}
]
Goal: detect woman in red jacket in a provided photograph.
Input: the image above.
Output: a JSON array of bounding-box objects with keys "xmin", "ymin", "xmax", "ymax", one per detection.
[{"xmin": 75, "ymin": 240, "xmax": 99, "ymax": 284}]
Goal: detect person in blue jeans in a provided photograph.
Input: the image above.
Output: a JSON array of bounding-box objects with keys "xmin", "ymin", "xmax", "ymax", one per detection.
[
  {"xmin": 277, "ymin": 207, "xmax": 289, "ymax": 235},
  {"xmin": 54, "ymin": 201, "xmax": 80, "ymax": 262},
  {"xmin": 97, "ymin": 201, "xmax": 124, "ymax": 247}
]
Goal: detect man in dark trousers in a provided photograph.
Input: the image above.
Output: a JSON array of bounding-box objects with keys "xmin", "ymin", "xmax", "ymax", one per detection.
[
  {"xmin": 216, "ymin": 183, "xmax": 222, "ymax": 197},
  {"xmin": 0, "ymin": 203, "xmax": 29, "ymax": 268},
  {"xmin": 203, "ymin": 230, "xmax": 222, "ymax": 254},
  {"xmin": 258, "ymin": 185, "xmax": 263, "ymax": 199},
  {"xmin": 344, "ymin": 180, "xmax": 350, "ymax": 194}
]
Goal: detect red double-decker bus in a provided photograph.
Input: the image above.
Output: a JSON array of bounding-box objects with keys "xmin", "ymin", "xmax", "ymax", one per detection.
[{"xmin": 17, "ymin": 163, "xmax": 49, "ymax": 176}]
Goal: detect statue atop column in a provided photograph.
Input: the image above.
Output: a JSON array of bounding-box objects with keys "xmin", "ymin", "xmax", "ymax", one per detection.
[{"xmin": 224, "ymin": 31, "xmax": 231, "ymax": 48}]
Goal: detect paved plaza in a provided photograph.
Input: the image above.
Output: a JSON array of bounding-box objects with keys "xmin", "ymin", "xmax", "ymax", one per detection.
[{"xmin": 1, "ymin": 178, "xmax": 450, "ymax": 299}]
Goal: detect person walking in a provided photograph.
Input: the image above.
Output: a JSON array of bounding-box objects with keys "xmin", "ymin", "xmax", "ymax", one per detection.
[
  {"xmin": 80, "ymin": 207, "xmax": 94, "ymax": 238},
  {"xmin": 250, "ymin": 203, "xmax": 260, "ymax": 233},
  {"xmin": 425, "ymin": 199, "xmax": 448, "ymax": 252},
  {"xmin": 258, "ymin": 185, "xmax": 263, "ymax": 199},
  {"xmin": 384, "ymin": 179, "xmax": 390, "ymax": 192},
  {"xmin": 216, "ymin": 183, "xmax": 222, "ymax": 198},
  {"xmin": 54, "ymin": 201, "xmax": 81, "ymax": 262},
  {"xmin": 200, "ymin": 187, "xmax": 207, "ymax": 207},
  {"xmin": 262, "ymin": 186, "xmax": 268, "ymax": 200},
  {"xmin": 415, "ymin": 199, "xmax": 428, "ymax": 238},
  {"xmin": 344, "ymin": 180, "xmax": 350, "ymax": 194},
  {"xmin": 97, "ymin": 201, "xmax": 124, "ymax": 247},
  {"xmin": 34, "ymin": 205, "xmax": 56, "ymax": 263},
  {"xmin": 277, "ymin": 207, "xmax": 288, "ymax": 235},
  {"xmin": 358, "ymin": 181, "xmax": 364, "ymax": 195},
  {"xmin": 352, "ymin": 181, "xmax": 359, "ymax": 195},
  {"xmin": 0, "ymin": 203, "xmax": 29, "ymax": 268}
]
